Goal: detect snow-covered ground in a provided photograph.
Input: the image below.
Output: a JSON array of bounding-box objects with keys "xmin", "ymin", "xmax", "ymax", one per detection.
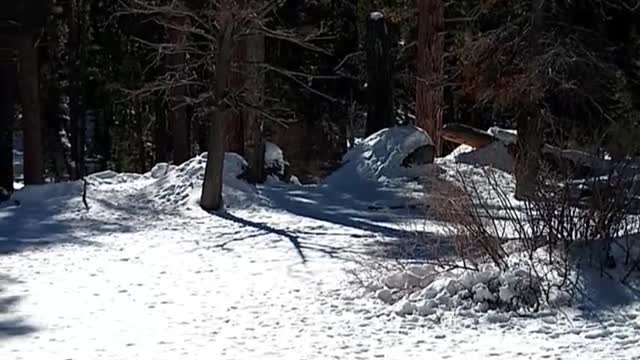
[{"xmin": 1, "ymin": 126, "xmax": 640, "ymax": 359}]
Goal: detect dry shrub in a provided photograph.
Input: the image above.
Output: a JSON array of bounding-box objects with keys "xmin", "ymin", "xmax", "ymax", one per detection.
[{"xmin": 428, "ymin": 161, "xmax": 640, "ymax": 307}]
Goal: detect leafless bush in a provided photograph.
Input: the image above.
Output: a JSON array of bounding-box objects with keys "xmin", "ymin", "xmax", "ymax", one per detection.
[{"xmin": 428, "ymin": 161, "xmax": 640, "ymax": 307}]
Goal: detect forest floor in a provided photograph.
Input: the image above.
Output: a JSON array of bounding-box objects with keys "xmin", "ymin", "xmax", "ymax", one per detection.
[{"xmin": 1, "ymin": 127, "xmax": 640, "ymax": 359}]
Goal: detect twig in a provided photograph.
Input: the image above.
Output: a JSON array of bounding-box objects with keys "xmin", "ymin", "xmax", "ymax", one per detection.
[{"xmin": 82, "ymin": 177, "xmax": 89, "ymax": 210}]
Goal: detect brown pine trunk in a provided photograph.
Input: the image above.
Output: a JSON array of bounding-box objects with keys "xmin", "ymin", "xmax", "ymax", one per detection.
[
  {"xmin": 515, "ymin": 0, "xmax": 545, "ymax": 200},
  {"xmin": 242, "ymin": 32, "xmax": 265, "ymax": 183},
  {"xmin": 416, "ymin": 0, "xmax": 444, "ymax": 156},
  {"xmin": 0, "ymin": 58, "xmax": 16, "ymax": 191},
  {"xmin": 17, "ymin": 35, "xmax": 44, "ymax": 185},
  {"xmin": 201, "ymin": 5, "xmax": 234, "ymax": 211},
  {"xmin": 167, "ymin": 14, "xmax": 190, "ymax": 165}
]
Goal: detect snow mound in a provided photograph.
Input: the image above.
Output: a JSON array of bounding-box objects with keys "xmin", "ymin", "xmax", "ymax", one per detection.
[
  {"xmin": 326, "ymin": 125, "xmax": 433, "ymax": 187},
  {"xmin": 128, "ymin": 152, "xmax": 261, "ymax": 210}
]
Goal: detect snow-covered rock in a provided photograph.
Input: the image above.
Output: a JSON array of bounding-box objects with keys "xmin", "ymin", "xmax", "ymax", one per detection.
[
  {"xmin": 327, "ymin": 125, "xmax": 433, "ymax": 186},
  {"xmin": 395, "ymin": 300, "xmax": 417, "ymax": 316},
  {"xmin": 472, "ymin": 283, "xmax": 496, "ymax": 303},
  {"xmin": 264, "ymin": 141, "xmax": 289, "ymax": 179}
]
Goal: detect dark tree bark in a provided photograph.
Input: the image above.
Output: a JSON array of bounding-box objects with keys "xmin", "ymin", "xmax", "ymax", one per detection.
[
  {"xmin": 68, "ymin": 0, "xmax": 87, "ymax": 179},
  {"xmin": 0, "ymin": 58, "xmax": 16, "ymax": 191},
  {"xmin": 135, "ymin": 102, "xmax": 147, "ymax": 173},
  {"xmin": 97, "ymin": 91, "xmax": 113, "ymax": 170},
  {"xmin": 332, "ymin": 0, "xmax": 358, "ymax": 150},
  {"xmin": 42, "ymin": 9, "xmax": 72, "ymax": 180},
  {"xmin": 416, "ymin": 0, "xmax": 444, "ymax": 156},
  {"xmin": 242, "ymin": 32, "xmax": 266, "ymax": 183},
  {"xmin": 515, "ymin": 0, "xmax": 545, "ymax": 200},
  {"xmin": 17, "ymin": 35, "xmax": 43, "ymax": 185},
  {"xmin": 201, "ymin": 6, "xmax": 234, "ymax": 211},
  {"xmin": 44, "ymin": 84, "xmax": 72, "ymax": 180},
  {"xmin": 223, "ymin": 34, "xmax": 245, "ymax": 155},
  {"xmin": 167, "ymin": 14, "xmax": 190, "ymax": 165},
  {"xmin": 154, "ymin": 98, "xmax": 169, "ymax": 164},
  {"xmin": 364, "ymin": 12, "xmax": 393, "ymax": 137}
]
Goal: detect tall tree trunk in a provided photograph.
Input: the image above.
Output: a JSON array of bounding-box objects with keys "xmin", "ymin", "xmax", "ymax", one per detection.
[
  {"xmin": 98, "ymin": 91, "xmax": 113, "ymax": 170},
  {"xmin": 201, "ymin": 6, "xmax": 234, "ymax": 211},
  {"xmin": 168, "ymin": 14, "xmax": 190, "ymax": 165},
  {"xmin": 68, "ymin": 0, "xmax": 89, "ymax": 179},
  {"xmin": 223, "ymin": 32, "xmax": 245, "ymax": 155},
  {"xmin": 43, "ymin": 10, "xmax": 71, "ymax": 180},
  {"xmin": 136, "ymin": 103, "xmax": 147, "ymax": 173},
  {"xmin": 17, "ymin": 35, "xmax": 44, "ymax": 185},
  {"xmin": 0, "ymin": 59, "xmax": 16, "ymax": 191},
  {"xmin": 242, "ymin": 32, "xmax": 265, "ymax": 183},
  {"xmin": 364, "ymin": 12, "xmax": 393, "ymax": 136},
  {"xmin": 332, "ymin": 0, "xmax": 358, "ymax": 151},
  {"xmin": 45, "ymin": 84, "xmax": 71, "ymax": 181},
  {"xmin": 416, "ymin": 0, "xmax": 444, "ymax": 156},
  {"xmin": 515, "ymin": 0, "xmax": 545, "ymax": 200},
  {"xmin": 154, "ymin": 98, "xmax": 169, "ymax": 164}
]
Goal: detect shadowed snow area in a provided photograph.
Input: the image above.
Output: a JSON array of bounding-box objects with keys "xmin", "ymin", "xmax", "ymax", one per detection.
[{"xmin": 1, "ymin": 126, "xmax": 639, "ymax": 359}]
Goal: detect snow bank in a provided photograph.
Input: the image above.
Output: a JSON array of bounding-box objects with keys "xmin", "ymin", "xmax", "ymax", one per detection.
[{"xmin": 10, "ymin": 152, "xmax": 264, "ymax": 211}]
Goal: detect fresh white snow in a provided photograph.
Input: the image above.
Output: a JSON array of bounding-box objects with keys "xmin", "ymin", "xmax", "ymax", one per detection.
[{"xmin": 1, "ymin": 126, "xmax": 640, "ymax": 359}]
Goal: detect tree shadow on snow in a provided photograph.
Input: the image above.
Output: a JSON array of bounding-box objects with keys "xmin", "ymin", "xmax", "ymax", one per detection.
[
  {"xmin": 261, "ymin": 184, "xmax": 427, "ymax": 240},
  {"xmin": 363, "ymin": 231, "xmax": 459, "ymax": 262},
  {"xmin": 0, "ymin": 274, "xmax": 38, "ymax": 340},
  {"xmin": 250, "ymin": 183, "xmax": 457, "ymax": 262},
  {"xmin": 572, "ymin": 261, "xmax": 640, "ymax": 322},
  {"xmin": 0, "ymin": 194, "xmax": 132, "ymax": 255},
  {"xmin": 213, "ymin": 211, "xmax": 307, "ymax": 262}
]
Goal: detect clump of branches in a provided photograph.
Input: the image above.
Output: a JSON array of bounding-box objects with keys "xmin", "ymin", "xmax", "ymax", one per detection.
[{"xmin": 453, "ymin": 0, "xmax": 640, "ymax": 151}]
